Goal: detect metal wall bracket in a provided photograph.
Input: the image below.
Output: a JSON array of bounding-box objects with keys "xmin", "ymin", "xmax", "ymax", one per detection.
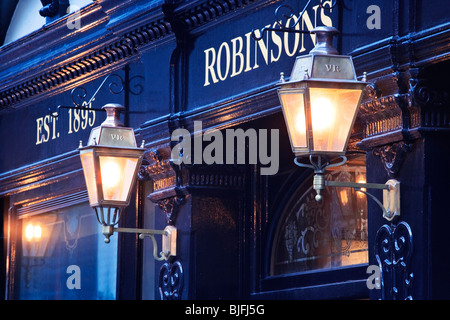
[
  {"xmin": 102, "ymin": 225, "xmax": 177, "ymax": 261},
  {"xmin": 49, "ymin": 73, "xmax": 125, "ymax": 118},
  {"xmin": 324, "ymin": 177, "xmax": 400, "ymax": 221},
  {"xmin": 295, "ymin": 155, "xmax": 401, "ymax": 221}
]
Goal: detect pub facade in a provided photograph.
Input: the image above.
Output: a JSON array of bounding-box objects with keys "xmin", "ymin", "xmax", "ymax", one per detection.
[{"xmin": 0, "ymin": 0, "xmax": 449, "ymax": 300}]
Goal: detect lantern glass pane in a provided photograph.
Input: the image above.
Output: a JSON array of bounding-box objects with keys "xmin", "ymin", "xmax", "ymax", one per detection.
[
  {"xmin": 80, "ymin": 150, "xmax": 98, "ymax": 205},
  {"xmin": 309, "ymin": 87, "xmax": 362, "ymax": 153},
  {"xmin": 279, "ymin": 90, "xmax": 307, "ymax": 150},
  {"xmin": 99, "ymin": 156, "xmax": 139, "ymax": 202}
]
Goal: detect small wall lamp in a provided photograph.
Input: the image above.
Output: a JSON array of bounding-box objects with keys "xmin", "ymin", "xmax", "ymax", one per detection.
[
  {"xmin": 25, "ymin": 223, "xmax": 42, "ymax": 242},
  {"xmin": 79, "ymin": 104, "xmax": 176, "ymax": 260},
  {"xmin": 278, "ymin": 27, "xmax": 400, "ymax": 221}
]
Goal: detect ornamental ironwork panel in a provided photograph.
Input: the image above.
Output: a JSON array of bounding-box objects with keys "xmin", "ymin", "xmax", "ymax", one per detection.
[
  {"xmin": 375, "ymin": 221, "xmax": 413, "ymax": 300},
  {"xmin": 159, "ymin": 260, "xmax": 184, "ymax": 300}
]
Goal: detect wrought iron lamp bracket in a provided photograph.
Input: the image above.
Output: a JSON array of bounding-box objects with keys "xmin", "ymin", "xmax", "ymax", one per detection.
[
  {"xmin": 102, "ymin": 225, "xmax": 177, "ymax": 261},
  {"xmin": 294, "ymin": 155, "xmax": 400, "ymax": 221},
  {"xmin": 325, "ymin": 179, "xmax": 400, "ymax": 221},
  {"xmin": 49, "ymin": 73, "xmax": 125, "ymax": 118},
  {"xmin": 251, "ymin": 0, "xmax": 338, "ymax": 41},
  {"xmin": 294, "ymin": 154, "xmax": 348, "ymax": 174}
]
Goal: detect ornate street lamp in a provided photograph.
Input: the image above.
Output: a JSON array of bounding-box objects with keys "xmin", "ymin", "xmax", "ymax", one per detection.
[
  {"xmin": 79, "ymin": 104, "xmax": 145, "ymax": 225},
  {"xmin": 278, "ymin": 26, "xmax": 367, "ymax": 159},
  {"xmin": 277, "ymin": 27, "xmax": 400, "ymax": 221},
  {"xmin": 79, "ymin": 103, "xmax": 176, "ymax": 260}
]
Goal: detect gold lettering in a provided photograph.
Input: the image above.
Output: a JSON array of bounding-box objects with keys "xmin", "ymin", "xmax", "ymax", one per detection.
[
  {"xmin": 35, "ymin": 115, "xmax": 59, "ymax": 145},
  {"xmin": 284, "ymin": 14, "xmax": 300, "ymax": 57},
  {"xmin": 204, "ymin": 48, "xmax": 218, "ymax": 86},
  {"xmin": 270, "ymin": 21, "xmax": 282, "ymax": 63},
  {"xmin": 325, "ymin": 64, "xmax": 341, "ymax": 72},
  {"xmin": 217, "ymin": 42, "xmax": 230, "ymax": 81},
  {"xmin": 36, "ymin": 117, "xmax": 44, "ymax": 145},
  {"xmin": 254, "ymin": 24, "xmax": 271, "ymax": 69},
  {"xmin": 203, "ymin": 5, "xmax": 333, "ymax": 86},
  {"xmin": 230, "ymin": 36, "xmax": 244, "ymax": 77},
  {"xmin": 111, "ymin": 134, "xmax": 124, "ymax": 141}
]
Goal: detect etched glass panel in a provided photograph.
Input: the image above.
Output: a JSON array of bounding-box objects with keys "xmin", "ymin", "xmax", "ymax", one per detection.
[{"xmin": 271, "ymin": 157, "xmax": 368, "ymax": 275}]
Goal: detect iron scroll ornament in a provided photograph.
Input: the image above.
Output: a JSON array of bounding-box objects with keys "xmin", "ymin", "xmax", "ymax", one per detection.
[
  {"xmin": 159, "ymin": 261, "xmax": 184, "ymax": 300},
  {"xmin": 251, "ymin": 0, "xmax": 340, "ymax": 41},
  {"xmin": 49, "ymin": 72, "xmax": 144, "ymax": 118},
  {"xmin": 49, "ymin": 73, "xmax": 125, "ymax": 118},
  {"xmin": 375, "ymin": 221, "xmax": 413, "ymax": 300}
]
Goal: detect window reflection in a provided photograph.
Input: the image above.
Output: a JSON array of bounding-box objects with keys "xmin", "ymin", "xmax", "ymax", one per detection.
[
  {"xmin": 271, "ymin": 156, "xmax": 368, "ymax": 275},
  {"xmin": 18, "ymin": 202, "xmax": 117, "ymax": 300}
]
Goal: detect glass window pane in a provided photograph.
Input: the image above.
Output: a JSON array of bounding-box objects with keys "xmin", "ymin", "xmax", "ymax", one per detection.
[
  {"xmin": 17, "ymin": 202, "xmax": 117, "ymax": 299},
  {"xmin": 99, "ymin": 156, "xmax": 138, "ymax": 202},
  {"xmin": 279, "ymin": 90, "xmax": 308, "ymax": 149},
  {"xmin": 80, "ymin": 150, "xmax": 98, "ymax": 205},
  {"xmin": 271, "ymin": 156, "xmax": 368, "ymax": 275},
  {"xmin": 309, "ymin": 88, "xmax": 362, "ymax": 153}
]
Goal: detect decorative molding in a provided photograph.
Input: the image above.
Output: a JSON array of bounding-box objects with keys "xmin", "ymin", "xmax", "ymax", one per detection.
[
  {"xmin": 139, "ymin": 147, "xmax": 188, "ymax": 224},
  {"xmin": 375, "ymin": 221, "xmax": 413, "ymax": 300},
  {"xmin": 173, "ymin": 0, "xmax": 256, "ymax": 30},
  {"xmin": 357, "ymin": 64, "xmax": 450, "ymax": 149},
  {"xmin": 156, "ymin": 197, "xmax": 184, "ymax": 225},
  {"xmin": 186, "ymin": 164, "xmax": 246, "ymax": 191},
  {"xmin": 373, "ymin": 142, "xmax": 412, "ymax": 178},
  {"xmin": 159, "ymin": 260, "xmax": 184, "ymax": 300},
  {"xmin": 138, "ymin": 149, "xmax": 172, "ymax": 183},
  {"xmin": 359, "ymin": 83, "xmax": 405, "ymax": 140},
  {"xmin": 0, "ymin": 150, "xmax": 83, "ymax": 197},
  {"xmin": 409, "ymin": 76, "xmax": 450, "ymax": 129},
  {"xmin": 0, "ymin": 17, "xmax": 171, "ymax": 111},
  {"xmin": 351, "ymin": 22, "xmax": 450, "ymax": 147},
  {"xmin": 139, "ymin": 144, "xmax": 247, "ymax": 223},
  {"xmin": 1, "ymin": 0, "xmax": 263, "ymax": 111}
]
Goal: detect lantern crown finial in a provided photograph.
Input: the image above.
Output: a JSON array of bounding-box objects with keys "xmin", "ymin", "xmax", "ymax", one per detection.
[
  {"xmin": 101, "ymin": 103, "xmax": 125, "ymax": 127},
  {"xmin": 310, "ymin": 26, "xmax": 340, "ymax": 55}
]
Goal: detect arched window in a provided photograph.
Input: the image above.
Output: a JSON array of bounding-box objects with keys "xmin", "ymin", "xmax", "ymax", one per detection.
[{"xmin": 271, "ymin": 155, "xmax": 368, "ymax": 275}]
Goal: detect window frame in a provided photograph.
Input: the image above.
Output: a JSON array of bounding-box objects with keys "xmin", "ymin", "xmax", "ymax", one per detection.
[
  {"xmin": 248, "ymin": 156, "xmax": 370, "ymax": 300},
  {"xmin": 6, "ymin": 189, "xmax": 120, "ymax": 300}
]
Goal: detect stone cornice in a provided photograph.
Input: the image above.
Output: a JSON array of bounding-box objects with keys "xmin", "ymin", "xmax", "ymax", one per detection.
[
  {"xmin": 0, "ymin": 0, "xmax": 171, "ymax": 112},
  {"xmin": 0, "ymin": 0, "xmax": 263, "ymax": 113},
  {"xmin": 172, "ymin": 0, "xmax": 257, "ymax": 30}
]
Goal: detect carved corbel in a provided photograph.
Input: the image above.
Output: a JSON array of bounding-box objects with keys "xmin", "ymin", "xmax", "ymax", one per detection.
[
  {"xmin": 139, "ymin": 148, "xmax": 187, "ymax": 225},
  {"xmin": 157, "ymin": 197, "xmax": 184, "ymax": 225},
  {"xmin": 409, "ymin": 78, "xmax": 443, "ymax": 108},
  {"xmin": 373, "ymin": 142, "xmax": 412, "ymax": 178},
  {"xmin": 408, "ymin": 68, "xmax": 450, "ymax": 129}
]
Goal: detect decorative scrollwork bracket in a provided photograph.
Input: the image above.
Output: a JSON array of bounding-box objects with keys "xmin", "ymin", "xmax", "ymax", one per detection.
[
  {"xmin": 373, "ymin": 142, "xmax": 412, "ymax": 178},
  {"xmin": 251, "ymin": 0, "xmax": 339, "ymax": 41},
  {"xmin": 49, "ymin": 73, "xmax": 126, "ymax": 118},
  {"xmin": 102, "ymin": 225, "xmax": 177, "ymax": 261},
  {"xmin": 295, "ymin": 155, "xmax": 401, "ymax": 221}
]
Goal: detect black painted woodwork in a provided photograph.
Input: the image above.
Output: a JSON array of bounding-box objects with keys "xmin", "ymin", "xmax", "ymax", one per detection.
[{"xmin": 1, "ymin": 0, "xmax": 450, "ymax": 300}]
